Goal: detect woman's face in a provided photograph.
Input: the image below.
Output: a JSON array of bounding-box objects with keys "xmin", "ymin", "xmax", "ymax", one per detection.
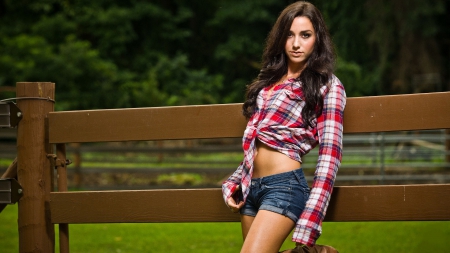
[{"xmin": 284, "ymin": 16, "xmax": 316, "ymax": 69}]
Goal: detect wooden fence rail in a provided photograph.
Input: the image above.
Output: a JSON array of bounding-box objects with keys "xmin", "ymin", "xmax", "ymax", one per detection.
[{"xmin": 50, "ymin": 184, "xmax": 449, "ymax": 224}]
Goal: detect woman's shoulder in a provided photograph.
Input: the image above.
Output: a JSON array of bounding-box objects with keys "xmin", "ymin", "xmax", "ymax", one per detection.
[
  {"xmin": 284, "ymin": 75, "xmax": 345, "ymax": 98},
  {"xmin": 328, "ymin": 74, "xmax": 344, "ymax": 88},
  {"xmin": 320, "ymin": 74, "xmax": 345, "ymax": 94}
]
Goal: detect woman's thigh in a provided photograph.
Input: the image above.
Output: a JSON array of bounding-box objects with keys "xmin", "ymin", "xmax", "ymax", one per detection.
[
  {"xmin": 240, "ymin": 210, "xmax": 295, "ymax": 253},
  {"xmin": 240, "ymin": 214, "xmax": 255, "ymax": 240}
]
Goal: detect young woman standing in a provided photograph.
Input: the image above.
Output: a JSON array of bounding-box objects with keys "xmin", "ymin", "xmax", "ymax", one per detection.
[{"xmin": 222, "ymin": 2, "xmax": 346, "ymax": 253}]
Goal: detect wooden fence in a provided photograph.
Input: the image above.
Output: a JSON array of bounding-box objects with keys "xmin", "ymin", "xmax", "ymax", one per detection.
[{"xmin": 1, "ymin": 82, "xmax": 450, "ymax": 252}]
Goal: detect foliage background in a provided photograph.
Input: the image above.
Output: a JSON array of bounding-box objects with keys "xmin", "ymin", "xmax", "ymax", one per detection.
[{"xmin": 0, "ymin": 0, "xmax": 449, "ymax": 110}]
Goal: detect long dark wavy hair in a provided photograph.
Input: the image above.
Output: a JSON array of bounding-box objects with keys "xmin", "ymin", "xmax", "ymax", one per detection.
[{"xmin": 242, "ymin": 1, "xmax": 335, "ymax": 128}]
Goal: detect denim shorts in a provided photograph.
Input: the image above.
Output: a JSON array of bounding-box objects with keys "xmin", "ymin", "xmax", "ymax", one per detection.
[{"xmin": 240, "ymin": 168, "xmax": 310, "ymax": 223}]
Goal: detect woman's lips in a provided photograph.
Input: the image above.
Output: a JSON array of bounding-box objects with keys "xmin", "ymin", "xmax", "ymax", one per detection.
[{"xmin": 290, "ymin": 51, "xmax": 303, "ymax": 56}]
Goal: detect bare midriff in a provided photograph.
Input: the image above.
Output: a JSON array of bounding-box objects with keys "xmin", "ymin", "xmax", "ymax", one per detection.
[{"xmin": 252, "ymin": 138, "xmax": 301, "ymax": 178}]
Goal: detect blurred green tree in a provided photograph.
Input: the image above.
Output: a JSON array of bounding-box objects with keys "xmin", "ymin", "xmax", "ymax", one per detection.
[{"xmin": 0, "ymin": 0, "xmax": 448, "ymax": 110}]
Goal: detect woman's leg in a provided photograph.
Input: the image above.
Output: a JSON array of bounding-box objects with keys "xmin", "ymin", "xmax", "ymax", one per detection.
[
  {"xmin": 241, "ymin": 214, "xmax": 255, "ymax": 240},
  {"xmin": 240, "ymin": 210, "xmax": 295, "ymax": 253}
]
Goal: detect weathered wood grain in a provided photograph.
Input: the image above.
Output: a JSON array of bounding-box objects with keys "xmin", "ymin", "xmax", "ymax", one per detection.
[
  {"xmin": 48, "ymin": 92, "xmax": 450, "ymax": 143},
  {"xmin": 50, "ymin": 184, "xmax": 450, "ymax": 224}
]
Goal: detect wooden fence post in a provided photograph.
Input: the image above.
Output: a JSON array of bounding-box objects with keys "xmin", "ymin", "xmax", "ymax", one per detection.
[
  {"xmin": 56, "ymin": 143, "xmax": 69, "ymax": 253},
  {"xmin": 72, "ymin": 142, "xmax": 82, "ymax": 189},
  {"xmin": 16, "ymin": 82, "xmax": 55, "ymax": 253}
]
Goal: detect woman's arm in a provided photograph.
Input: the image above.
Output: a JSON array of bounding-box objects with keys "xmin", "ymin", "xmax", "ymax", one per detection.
[
  {"xmin": 292, "ymin": 77, "xmax": 346, "ymax": 246},
  {"xmin": 222, "ymin": 161, "xmax": 244, "ymax": 206}
]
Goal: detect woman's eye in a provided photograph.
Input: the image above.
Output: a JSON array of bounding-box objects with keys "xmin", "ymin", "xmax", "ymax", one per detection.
[{"xmin": 302, "ymin": 33, "xmax": 311, "ymax": 38}]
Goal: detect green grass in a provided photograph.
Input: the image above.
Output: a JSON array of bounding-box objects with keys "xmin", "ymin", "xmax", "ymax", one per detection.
[{"xmin": 1, "ymin": 205, "xmax": 449, "ymax": 252}]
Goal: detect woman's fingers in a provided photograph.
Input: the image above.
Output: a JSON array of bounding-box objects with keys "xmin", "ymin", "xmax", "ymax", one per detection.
[
  {"xmin": 227, "ymin": 197, "xmax": 237, "ymax": 207},
  {"xmin": 227, "ymin": 197, "xmax": 243, "ymax": 213}
]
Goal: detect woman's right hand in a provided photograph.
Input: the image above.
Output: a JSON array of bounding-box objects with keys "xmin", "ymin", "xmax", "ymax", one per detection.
[{"xmin": 227, "ymin": 186, "xmax": 244, "ymax": 213}]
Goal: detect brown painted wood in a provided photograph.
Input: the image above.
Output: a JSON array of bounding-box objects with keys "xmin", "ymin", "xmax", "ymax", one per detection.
[
  {"xmin": 343, "ymin": 92, "xmax": 450, "ymax": 133},
  {"xmin": 56, "ymin": 144, "xmax": 69, "ymax": 253},
  {"xmin": 50, "ymin": 189, "xmax": 239, "ymax": 223},
  {"xmin": 48, "ymin": 92, "xmax": 450, "ymax": 143},
  {"xmin": 56, "ymin": 144, "xmax": 69, "ymax": 192},
  {"xmin": 324, "ymin": 184, "xmax": 450, "ymax": 221},
  {"xmin": 50, "ymin": 184, "xmax": 450, "ymax": 224},
  {"xmin": 49, "ymin": 103, "xmax": 247, "ymax": 143},
  {"xmin": 16, "ymin": 82, "xmax": 55, "ymax": 253}
]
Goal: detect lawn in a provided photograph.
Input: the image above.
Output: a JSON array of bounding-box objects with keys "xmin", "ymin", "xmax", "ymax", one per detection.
[{"xmin": 1, "ymin": 205, "xmax": 448, "ymax": 252}]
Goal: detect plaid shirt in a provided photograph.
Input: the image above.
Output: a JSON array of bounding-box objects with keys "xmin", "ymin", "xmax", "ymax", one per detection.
[{"xmin": 222, "ymin": 75, "xmax": 346, "ymax": 246}]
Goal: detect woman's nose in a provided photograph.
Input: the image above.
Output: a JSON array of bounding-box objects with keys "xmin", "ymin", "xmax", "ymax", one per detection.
[{"xmin": 292, "ymin": 36, "xmax": 300, "ymax": 48}]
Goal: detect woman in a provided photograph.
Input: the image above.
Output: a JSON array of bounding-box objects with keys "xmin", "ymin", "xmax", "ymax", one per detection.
[{"xmin": 222, "ymin": 2, "xmax": 346, "ymax": 253}]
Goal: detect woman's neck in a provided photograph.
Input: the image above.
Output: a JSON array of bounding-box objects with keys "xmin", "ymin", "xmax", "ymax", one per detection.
[
  {"xmin": 286, "ymin": 63, "xmax": 306, "ymax": 79},
  {"xmin": 274, "ymin": 64, "xmax": 306, "ymax": 85},
  {"xmin": 285, "ymin": 72, "xmax": 301, "ymax": 80}
]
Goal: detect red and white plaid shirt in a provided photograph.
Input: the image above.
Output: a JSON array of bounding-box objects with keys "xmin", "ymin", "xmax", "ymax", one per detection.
[{"xmin": 222, "ymin": 75, "xmax": 346, "ymax": 246}]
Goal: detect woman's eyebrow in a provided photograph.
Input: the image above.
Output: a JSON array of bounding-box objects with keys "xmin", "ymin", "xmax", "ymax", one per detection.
[{"xmin": 289, "ymin": 29, "xmax": 314, "ymax": 33}]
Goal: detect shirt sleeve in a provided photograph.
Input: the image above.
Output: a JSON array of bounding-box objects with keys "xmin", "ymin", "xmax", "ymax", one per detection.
[
  {"xmin": 222, "ymin": 99, "xmax": 261, "ymax": 206},
  {"xmin": 292, "ymin": 77, "xmax": 346, "ymax": 246},
  {"xmin": 222, "ymin": 162, "xmax": 244, "ymax": 206}
]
